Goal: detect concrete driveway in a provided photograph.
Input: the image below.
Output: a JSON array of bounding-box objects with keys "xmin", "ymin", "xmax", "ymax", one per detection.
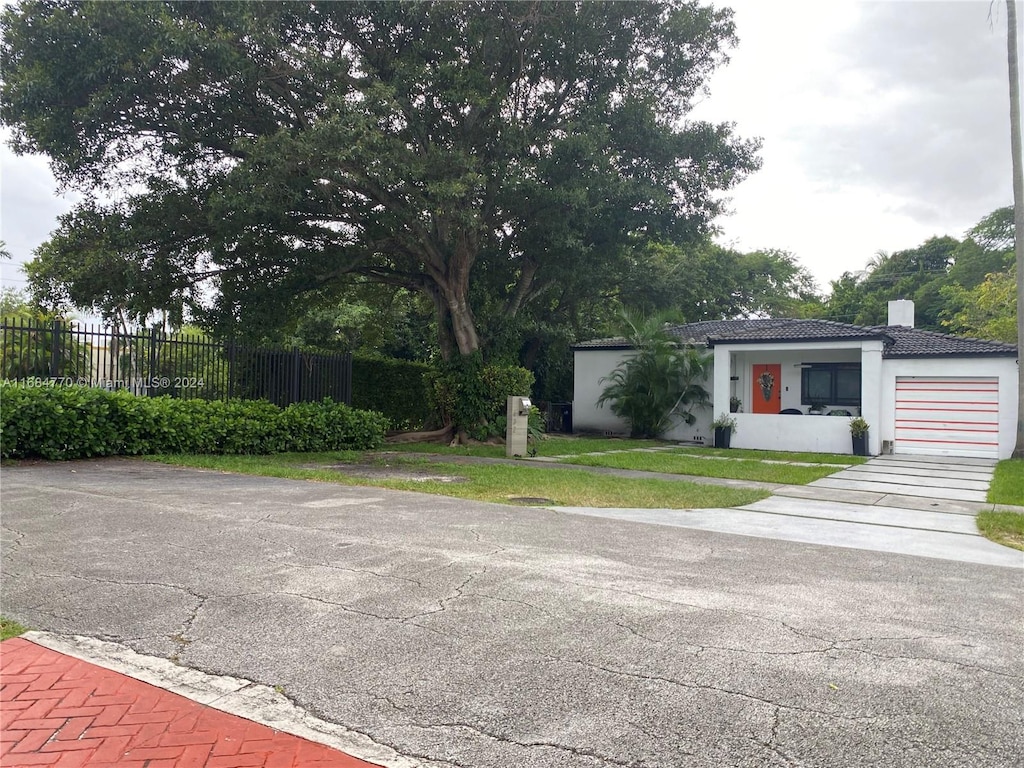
[
  {"xmin": 559, "ymin": 455, "xmax": 1021, "ymax": 568},
  {"xmin": 2, "ymin": 459, "xmax": 1022, "ymax": 767},
  {"xmin": 805, "ymin": 454, "xmax": 996, "ymax": 503}
]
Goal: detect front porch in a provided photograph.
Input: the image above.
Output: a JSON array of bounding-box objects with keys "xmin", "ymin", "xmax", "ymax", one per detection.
[
  {"xmin": 727, "ymin": 412, "xmax": 856, "ymax": 454},
  {"xmin": 712, "ymin": 338, "xmax": 885, "ymax": 455}
]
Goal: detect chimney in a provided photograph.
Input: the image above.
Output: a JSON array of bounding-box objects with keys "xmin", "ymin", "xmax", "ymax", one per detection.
[{"xmin": 887, "ymin": 299, "xmax": 914, "ymax": 328}]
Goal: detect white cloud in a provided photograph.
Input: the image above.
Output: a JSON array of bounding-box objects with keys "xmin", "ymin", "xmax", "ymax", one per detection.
[
  {"xmin": 0, "ymin": 136, "xmax": 78, "ymax": 289},
  {"xmin": 693, "ymin": 0, "xmax": 1019, "ymax": 291}
]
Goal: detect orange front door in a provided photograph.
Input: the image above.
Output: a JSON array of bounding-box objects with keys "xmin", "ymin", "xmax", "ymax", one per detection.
[{"xmin": 752, "ymin": 364, "xmax": 781, "ymax": 414}]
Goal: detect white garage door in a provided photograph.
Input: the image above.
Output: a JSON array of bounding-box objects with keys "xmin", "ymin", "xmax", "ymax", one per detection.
[{"xmin": 894, "ymin": 376, "xmax": 1000, "ymax": 458}]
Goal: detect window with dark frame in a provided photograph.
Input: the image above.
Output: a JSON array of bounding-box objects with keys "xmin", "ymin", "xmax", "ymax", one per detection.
[{"xmin": 800, "ymin": 363, "xmax": 861, "ymax": 406}]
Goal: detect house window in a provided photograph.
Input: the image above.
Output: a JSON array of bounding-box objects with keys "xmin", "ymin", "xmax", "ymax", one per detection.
[{"xmin": 801, "ymin": 363, "xmax": 861, "ymax": 406}]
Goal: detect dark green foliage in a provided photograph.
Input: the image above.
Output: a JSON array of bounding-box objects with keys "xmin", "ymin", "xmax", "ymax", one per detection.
[
  {"xmin": 0, "ymin": 384, "xmax": 387, "ymax": 460},
  {"xmin": 426, "ymin": 354, "xmax": 533, "ymax": 437},
  {"xmin": 597, "ymin": 311, "xmax": 710, "ymax": 439},
  {"xmin": 351, "ymin": 355, "xmax": 434, "ymax": 431},
  {"xmin": 2, "ymin": 1, "xmax": 758, "ymax": 357}
]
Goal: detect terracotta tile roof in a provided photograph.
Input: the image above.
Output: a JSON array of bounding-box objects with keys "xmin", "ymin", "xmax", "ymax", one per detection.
[{"xmin": 574, "ymin": 319, "xmax": 1017, "ymax": 359}]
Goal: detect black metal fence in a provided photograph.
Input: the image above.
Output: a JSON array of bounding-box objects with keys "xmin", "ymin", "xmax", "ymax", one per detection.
[{"xmin": 0, "ymin": 319, "xmax": 352, "ymax": 407}]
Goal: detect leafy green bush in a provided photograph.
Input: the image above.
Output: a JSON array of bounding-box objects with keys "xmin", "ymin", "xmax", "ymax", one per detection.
[
  {"xmin": 426, "ymin": 354, "xmax": 534, "ymax": 437},
  {"xmin": 597, "ymin": 310, "xmax": 710, "ymax": 438},
  {"xmin": 0, "ymin": 383, "xmax": 388, "ymax": 459},
  {"xmin": 351, "ymin": 355, "xmax": 434, "ymax": 431}
]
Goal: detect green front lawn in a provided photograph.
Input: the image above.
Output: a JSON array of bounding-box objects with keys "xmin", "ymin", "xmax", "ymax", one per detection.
[
  {"xmin": 385, "ymin": 436, "xmax": 670, "ymax": 459},
  {"xmin": 558, "ymin": 450, "xmax": 848, "ymax": 485},
  {"xmin": 152, "ymin": 452, "xmax": 768, "ymax": 509},
  {"xmin": 976, "ymin": 510, "xmax": 1024, "ymax": 552},
  {"xmin": 668, "ymin": 446, "xmax": 867, "ymax": 466},
  {"xmin": 988, "ymin": 459, "xmax": 1024, "ymax": 506}
]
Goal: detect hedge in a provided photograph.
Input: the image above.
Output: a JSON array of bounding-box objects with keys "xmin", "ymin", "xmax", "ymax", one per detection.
[
  {"xmin": 426, "ymin": 355, "xmax": 534, "ymax": 438},
  {"xmin": 0, "ymin": 384, "xmax": 389, "ymax": 460},
  {"xmin": 351, "ymin": 355, "xmax": 434, "ymax": 431}
]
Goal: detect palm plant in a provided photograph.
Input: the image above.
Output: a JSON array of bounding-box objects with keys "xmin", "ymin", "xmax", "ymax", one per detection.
[{"xmin": 596, "ymin": 310, "xmax": 710, "ymax": 438}]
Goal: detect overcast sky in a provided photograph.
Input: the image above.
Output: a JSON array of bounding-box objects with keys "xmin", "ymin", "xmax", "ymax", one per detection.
[{"xmin": 0, "ymin": 0, "xmax": 1020, "ymax": 300}]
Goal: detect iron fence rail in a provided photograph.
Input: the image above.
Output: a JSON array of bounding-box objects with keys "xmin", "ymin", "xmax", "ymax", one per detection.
[{"xmin": 0, "ymin": 319, "xmax": 352, "ymax": 407}]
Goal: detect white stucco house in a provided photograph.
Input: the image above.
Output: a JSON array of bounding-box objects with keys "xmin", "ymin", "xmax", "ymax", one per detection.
[{"xmin": 573, "ymin": 300, "xmax": 1019, "ymax": 459}]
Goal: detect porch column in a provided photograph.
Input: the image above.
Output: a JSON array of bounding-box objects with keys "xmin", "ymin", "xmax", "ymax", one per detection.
[
  {"xmin": 713, "ymin": 344, "xmax": 731, "ymax": 422},
  {"xmin": 861, "ymin": 341, "xmax": 884, "ymax": 455}
]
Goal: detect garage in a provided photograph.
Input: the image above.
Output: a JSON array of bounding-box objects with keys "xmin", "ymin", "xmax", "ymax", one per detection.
[{"xmin": 894, "ymin": 376, "xmax": 1000, "ymax": 458}]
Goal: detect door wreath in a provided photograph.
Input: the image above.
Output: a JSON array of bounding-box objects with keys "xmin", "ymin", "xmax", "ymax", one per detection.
[{"xmin": 758, "ymin": 370, "xmax": 775, "ymax": 402}]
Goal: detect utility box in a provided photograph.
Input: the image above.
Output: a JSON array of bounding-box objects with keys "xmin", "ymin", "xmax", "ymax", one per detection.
[{"xmin": 506, "ymin": 396, "xmax": 532, "ymax": 457}]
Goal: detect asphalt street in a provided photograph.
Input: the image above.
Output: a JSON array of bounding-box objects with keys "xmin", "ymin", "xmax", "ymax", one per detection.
[{"xmin": 2, "ymin": 459, "xmax": 1022, "ymax": 767}]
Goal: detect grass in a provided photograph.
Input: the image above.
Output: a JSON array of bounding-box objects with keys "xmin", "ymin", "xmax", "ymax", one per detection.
[
  {"xmin": 669, "ymin": 447, "xmax": 867, "ymax": 466},
  {"xmin": 976, "ymin": 510, "xmax": 1024, "ymax": 551},
  {"xmin": 385, "ymin": 435, "xmax": 670, "ymax": 459},
  {"xmin": 988, "ymin": 459, "xmax": 1024, "ymax": 506},
  {"xmin": 558, "ymin": 450, "xmax": 846, "ymax": 485},
  {"xmin": 1, "ymin": 616, "xmax": 28, "ymax": 641},
  {"xmin": 386, "ymin": 436, "xmax": 867, "ymax": 465},
  {"xmin": 152, "ymin": 452, "xmax": 769, "ymax": 509}
]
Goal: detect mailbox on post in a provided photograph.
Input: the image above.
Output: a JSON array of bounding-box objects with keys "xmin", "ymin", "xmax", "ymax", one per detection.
[{"xmin": 506, "ymin": 396, "xmax": 532, "ymax": 457}]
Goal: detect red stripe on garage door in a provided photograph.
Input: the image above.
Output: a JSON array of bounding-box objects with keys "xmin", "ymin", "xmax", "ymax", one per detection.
[{"xmin": 894, "ymin": 376, "xmax": 999, "ymax": 458}]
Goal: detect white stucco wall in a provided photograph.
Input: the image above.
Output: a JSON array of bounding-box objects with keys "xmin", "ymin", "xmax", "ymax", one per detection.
[
  {"xmin": 728, "ymin": 412, "xmax": 855, "ymax": 453},
  {"xmin": 879, "ymin": 356, "xmax": 1020, "ymax": 459},
  {"xmin": 572, "ymin": 349, "xmax": 632, "ymax": 436},
  {"xmin": 572, "ymin": 348, "xmax": 713, "ymax": 443}
]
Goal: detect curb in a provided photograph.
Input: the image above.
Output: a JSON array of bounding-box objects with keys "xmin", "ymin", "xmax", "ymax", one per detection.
[{"xmin": 18, "ymin": 631, "xmax": 427, "ymax": 768}]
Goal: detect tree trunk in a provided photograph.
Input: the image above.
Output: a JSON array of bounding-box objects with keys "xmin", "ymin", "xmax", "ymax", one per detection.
[
  {"xmin": 1008, "ymin": 0, "xmax": 1024, "ymax": 458},
  {"xmin": 447, "ymin": 292, "xmax": 480, "ymax": 356},
  {"xmin": 437, "ymin": 235, "xmax": 481, "ymax": 358}
]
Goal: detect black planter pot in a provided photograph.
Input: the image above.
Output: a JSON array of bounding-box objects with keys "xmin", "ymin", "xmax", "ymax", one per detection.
[
  {"xmin": 852, "ymin": 433, "xmax": 869, "ymax": 456},
  {"xmin": 715, "ymin": 427, "xmax": 732, "ymax": 449}
]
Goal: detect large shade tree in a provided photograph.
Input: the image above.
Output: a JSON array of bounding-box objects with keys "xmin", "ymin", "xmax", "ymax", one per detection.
[{"xmin": 2, "ymin": 0, "xmax": 759, "ymax": 359}]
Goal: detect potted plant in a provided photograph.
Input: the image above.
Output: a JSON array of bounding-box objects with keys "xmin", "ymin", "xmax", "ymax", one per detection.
[
  {"xmin": 712, "ymin": 412, "xmax": 737, "ymax": 449},
  {"xmin": 849, "ymin": 416, "xmax": 870, "ymax": 456},
  {"xmin": 808, "ymin": 401, "xmax": 826, "ymax": 415},
  {"xmin": 729, "ymin": 395, "xmax": 742, "ymax": 413}
]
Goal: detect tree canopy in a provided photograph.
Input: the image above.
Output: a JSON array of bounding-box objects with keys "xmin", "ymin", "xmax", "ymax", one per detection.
[
  {"xmin": 3, "ymin": 0, "xmax": 760, "ymax": 359},
  {"xmin": 816, "ymin": 207, "xmax": 1015, "ymax": 333}
]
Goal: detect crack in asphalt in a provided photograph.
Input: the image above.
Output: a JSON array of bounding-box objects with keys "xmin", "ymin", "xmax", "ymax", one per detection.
[
  {"xmin": 402, "ymin": 720, "xmax": 643, "ymax": 767},
  {"xmin": 544, "ymin": 654, "xmax": 879, "ymax": 723},
  {"xmin": 832, "ymin": 643, "xmax": 1023, "ymax": 681},
  {"xmin": 0, "ymin": 528, "xmax": 25, "ymax": 565},
  {"xmin": 761, "ymin": 705, "xmax": 801, "ymax": 767},
  {"xmin": 465, "ymin": 590, "xmax": 557, "ymax": 618},
  {"xmin": 580, "ymin": 583, "xmax": 1021, "ymax": 681},
  {"xmin": 274, "ymin": 572, "xmax": 479, "ymax": 638},
  {"xmin": 282, "ymin": 560, "xmax": 429, "ymax": 588}
]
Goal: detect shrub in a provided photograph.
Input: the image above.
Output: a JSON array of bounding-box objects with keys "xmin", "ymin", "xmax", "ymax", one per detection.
[
  {"xmin": 597, "ymin": 311, "xmax": 710, "ymax": 438},
  {"xmin": 0, "ymin": 383, "xmax": 388, "ymax": 460},
  {"xmin": 426, "ymin": 354, "xmax": 534, "ymax": 437},
  {"xmin": 351, "ymin": 355, "xmax": 434, "ymax": 431}
]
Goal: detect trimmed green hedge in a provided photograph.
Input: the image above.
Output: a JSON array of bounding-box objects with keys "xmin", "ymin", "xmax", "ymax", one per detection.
[
  {"xmin": 427, "ymin": 355, "xmax": 534, "ymax": 438},
  {"xmin": 0, "ymin": 384, "xmax": 388, "ymax": 460},
  {"xmin": 351, "ymin": 355, "xmax": 434, "ymax": 431}
]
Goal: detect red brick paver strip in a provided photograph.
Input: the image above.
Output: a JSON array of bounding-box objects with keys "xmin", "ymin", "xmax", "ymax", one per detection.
[{"xmin": 1, "ymin": 638, "xmax": 381, "ymax": 768}]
